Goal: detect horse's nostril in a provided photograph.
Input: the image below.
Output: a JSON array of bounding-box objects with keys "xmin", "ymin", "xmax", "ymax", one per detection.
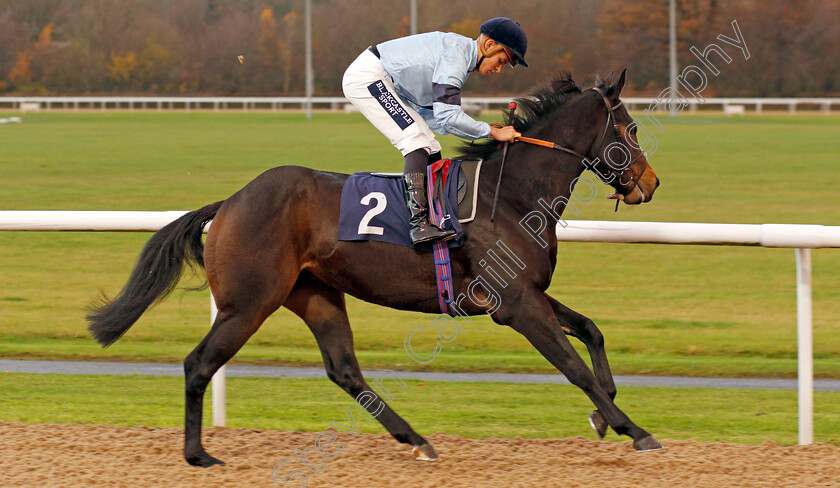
[{"xmin": 655, "ymin": 177, "xmax": 660, "ymax": 189}]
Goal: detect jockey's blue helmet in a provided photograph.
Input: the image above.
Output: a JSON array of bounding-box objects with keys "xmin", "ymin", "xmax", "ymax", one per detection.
[{"xmin": 480, "ymin": 17, "xmax": 528, "ymax": 67}]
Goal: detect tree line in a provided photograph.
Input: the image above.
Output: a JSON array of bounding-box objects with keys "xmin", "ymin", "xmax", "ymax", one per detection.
[{"xmin": 1, "ymin": 0, "xmax": 838, "ymax": 97}]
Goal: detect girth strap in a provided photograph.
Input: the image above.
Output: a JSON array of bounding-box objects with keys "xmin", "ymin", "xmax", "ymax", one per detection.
[{"xmin": 426, "ymin": 164, "xmax": 456, "ymax": 315}]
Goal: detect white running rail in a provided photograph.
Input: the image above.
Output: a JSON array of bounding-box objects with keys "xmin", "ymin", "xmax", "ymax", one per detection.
[
  {"xmin": 1, "ymin": 211, "xmax": 836, "ymax": 444},
  {"xmin": 1, "ymin": 96, "xmax": 838, "ymax": 113}
]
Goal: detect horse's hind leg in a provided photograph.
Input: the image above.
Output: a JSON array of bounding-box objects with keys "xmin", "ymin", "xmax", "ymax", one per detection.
[
  {"xmin": 183, "ymin": 299, "xmax": 286, "ymax": 467},
  {"xmin": 544, "ymin": 294, "xmax": 615, "ymax": 438},
  {"xmin": 284, "ymin": 277, "xmax": 437, "ymax": 460},
  {"xmin": 183, "ymin": 264, "xmax": 295, "ymax": 467}
]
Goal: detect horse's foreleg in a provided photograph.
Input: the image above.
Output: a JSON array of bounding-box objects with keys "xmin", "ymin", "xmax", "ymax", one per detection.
[
  {"xmin": 543, "ymin": 294, "xmax": 616, "ymax": 438},
  {"xmin": 500, "ymin": 292, "xmax": 661, "ymax": 450},
  {"xmin": 284, "ymin": 280, "xmax": 437, "ymax": 461},
  {"xmin": 544, "ymin": 294, "xmax": 616, "ymax": 399}
]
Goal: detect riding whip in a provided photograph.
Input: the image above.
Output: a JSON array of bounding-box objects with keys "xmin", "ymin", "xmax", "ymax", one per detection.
[{"xmin": 490, "ymin": 102, "xmax": 517, "ymax": 222}]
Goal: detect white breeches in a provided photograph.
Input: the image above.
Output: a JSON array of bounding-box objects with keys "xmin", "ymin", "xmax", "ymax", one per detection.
[{"xmin": 342, "ymin": 49, "xmax": 441, "ymax": 157}]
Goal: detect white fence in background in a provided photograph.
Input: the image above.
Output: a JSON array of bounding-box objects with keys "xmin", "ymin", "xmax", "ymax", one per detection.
[
  {"xmin": 1, "ymin": 211, "xmax": 837, "ymax": 444},
  {"xmin": 1, "ymin": 96, "xmax": 838, "ymax": 114}
]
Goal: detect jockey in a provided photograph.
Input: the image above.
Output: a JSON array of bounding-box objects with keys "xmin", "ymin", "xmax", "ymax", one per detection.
[{"xmin": 342, "ymin": 17, "xmax": 528, "ymax": 245}]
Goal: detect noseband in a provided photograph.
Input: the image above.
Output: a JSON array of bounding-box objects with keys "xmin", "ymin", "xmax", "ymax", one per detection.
[
  {"xmin": 513, "ymin": 87, "xmax": 648, "ymax": 209},
  {"xmin": 591, "ymin": 87, "xmax": 648, "ymax": 207}
]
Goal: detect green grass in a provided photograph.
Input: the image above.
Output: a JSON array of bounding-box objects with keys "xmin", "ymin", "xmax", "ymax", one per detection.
[
  {"xmin": 1, "ymin": 111, "xmax": 839, "ymax": 378},
  {"xmin": 1, "ymin": 372, "xmax": 839, "ymax": 445}
]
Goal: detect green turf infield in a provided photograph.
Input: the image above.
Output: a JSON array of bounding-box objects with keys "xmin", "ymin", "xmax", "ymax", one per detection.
[
  {"xmin": 1, "ymin": 373, "xmax": 839, "ymax": 446},
  {"xmin": 0, "ymin": 111, "xmax": 839, "ymax": 378}
]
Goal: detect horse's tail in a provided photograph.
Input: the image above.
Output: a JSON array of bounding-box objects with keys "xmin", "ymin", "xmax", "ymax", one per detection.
[{"xmin": 87, "ymin": 200, "xmax": 224, "ymax": 347}]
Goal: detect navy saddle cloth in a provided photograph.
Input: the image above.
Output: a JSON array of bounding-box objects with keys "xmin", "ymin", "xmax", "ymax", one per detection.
[{"xmin": 338, "ymin": 159, "xmax": 465, "ymax": 249}]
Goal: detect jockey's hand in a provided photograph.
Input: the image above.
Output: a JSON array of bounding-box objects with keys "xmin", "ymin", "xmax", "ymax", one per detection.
[{"xmin": 490, "ymin": 125, "xmax": 521, "ymax": 143}]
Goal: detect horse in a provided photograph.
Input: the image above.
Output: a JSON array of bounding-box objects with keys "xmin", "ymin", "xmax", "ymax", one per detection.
[{"xmin": 87, "ymin": 70, "xmax": 661, "ymax": 467}]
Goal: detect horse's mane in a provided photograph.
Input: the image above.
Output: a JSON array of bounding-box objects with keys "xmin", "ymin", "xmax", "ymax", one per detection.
[{"xmin": 457, "ymin": 72, "xmax": 611, "ymax": 160}]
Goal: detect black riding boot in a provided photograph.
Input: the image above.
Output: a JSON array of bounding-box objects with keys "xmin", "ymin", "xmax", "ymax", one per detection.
[{"xmin": 403, "ymin": 172, "xmax": 456, "ymax": 245}]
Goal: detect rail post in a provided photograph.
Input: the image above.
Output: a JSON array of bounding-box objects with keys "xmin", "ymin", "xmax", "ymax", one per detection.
[
  {"xmin": 211, "ymin": 292, "xmax": 226, "ymax": 426},
  {"xmin": 796, "ymin": 248, "xmax": 813, "ymax": 445}
]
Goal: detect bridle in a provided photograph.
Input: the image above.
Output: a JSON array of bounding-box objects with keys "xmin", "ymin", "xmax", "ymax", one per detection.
[{"xmin": 510, "ymin": 87, "xmax": 649, "ymax": 209}]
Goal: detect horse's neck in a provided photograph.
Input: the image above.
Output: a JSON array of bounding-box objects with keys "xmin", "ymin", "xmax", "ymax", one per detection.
[
  {"xmin": 495, "ymin": 145, "xmax": 585, "ymax": 215},
  {"xmin": 481, "ymin": 111, "xmax": 594, "ymax": 220}
]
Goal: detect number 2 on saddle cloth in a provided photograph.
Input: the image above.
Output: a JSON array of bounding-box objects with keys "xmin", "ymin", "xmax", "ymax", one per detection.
[{"xmin": 337, "ymin": 158, "xmax": 465, "ymax": 314}]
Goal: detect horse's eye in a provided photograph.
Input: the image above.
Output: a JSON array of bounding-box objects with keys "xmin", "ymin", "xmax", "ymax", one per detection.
[{"xmin": 629, "ymin": 126, "xmax": 637, "ymax": 137}]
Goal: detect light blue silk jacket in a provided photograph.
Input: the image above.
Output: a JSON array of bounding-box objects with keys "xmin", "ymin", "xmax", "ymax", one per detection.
[{"xmin": 376, "ymin": 32, "xmax": 491, "ymax": 140}]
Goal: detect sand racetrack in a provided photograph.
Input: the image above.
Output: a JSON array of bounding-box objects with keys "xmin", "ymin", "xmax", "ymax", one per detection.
[{"xmin": 2, "ymin": 421, "xmax": 838, "ymax": 487}]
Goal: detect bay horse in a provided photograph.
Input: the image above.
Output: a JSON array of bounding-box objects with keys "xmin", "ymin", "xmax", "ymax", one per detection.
[{"xmin": 88, "ymin": 70, "xmax": 661, "ymax": 467}]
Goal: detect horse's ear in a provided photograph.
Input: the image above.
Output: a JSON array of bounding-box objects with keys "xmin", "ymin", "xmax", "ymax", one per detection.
[{"xmin": 611, "ymin": 68, "xmax": 627, "ymax": 97}]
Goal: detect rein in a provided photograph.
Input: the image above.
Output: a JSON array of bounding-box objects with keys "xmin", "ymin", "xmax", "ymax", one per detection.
[
  {"xmin": 490, "ymin": 88, "xmax": 648, "ymax": 213},
  {"xmin": 515, "ymin": 135, "xmax": 587, "ymax": 159}
]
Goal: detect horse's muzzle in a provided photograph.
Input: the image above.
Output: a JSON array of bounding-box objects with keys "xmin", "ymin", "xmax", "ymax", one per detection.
[{"xmin": 623, "ymin": 166, "xmax": 659, "ymax": 205}]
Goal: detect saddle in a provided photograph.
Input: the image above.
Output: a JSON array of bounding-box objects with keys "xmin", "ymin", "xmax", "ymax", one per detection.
[
  {"xmin": 348, "ymin": 158, "xmax": 484, "ymax": 314},
  {"xmin": 338, "ymin": 158, "xmax": 483, "ymax": 249},
  {"xmin": 371, "ymin": 158, "xmax": 483, "ymax": 224}
]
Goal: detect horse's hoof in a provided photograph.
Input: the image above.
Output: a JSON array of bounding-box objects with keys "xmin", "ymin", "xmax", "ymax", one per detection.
[
  {"xmin": 412, "ymin": 443, "xmax": 439, "ymax": 461},
  {"xmin": 589, "ymin": 410, "xmax": 608, "ymax": 439},
  {"xmin": 633, "ymin": 435, "xmax": 664, "ymax": 451},
  {"xmin": 186, "ymin": 452, "xmax": 226, "ymax": 468}
]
